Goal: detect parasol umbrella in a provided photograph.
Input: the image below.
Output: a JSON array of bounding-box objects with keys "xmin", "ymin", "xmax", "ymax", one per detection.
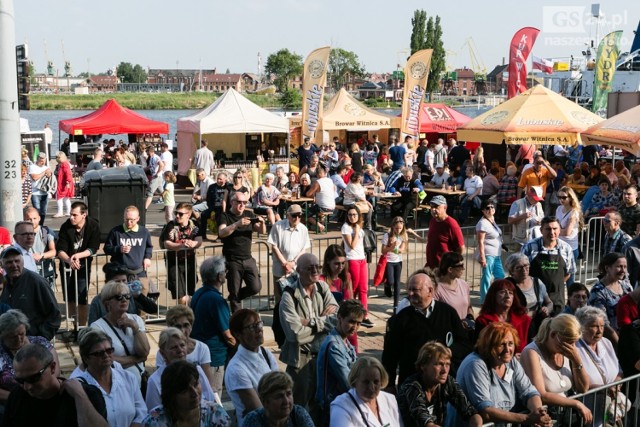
[
  {"xmin": 581, "ymin": 103, "xmax": 640, "ymax": 156},
  {"xmin": 457, "ymin": 85, "xmax": 603, "ymax": 146}
]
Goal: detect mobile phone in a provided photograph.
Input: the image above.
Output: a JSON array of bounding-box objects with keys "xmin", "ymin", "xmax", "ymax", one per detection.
[{"xmin": 250, "ymin": 217, "xmax": 261, "ymax": 224}]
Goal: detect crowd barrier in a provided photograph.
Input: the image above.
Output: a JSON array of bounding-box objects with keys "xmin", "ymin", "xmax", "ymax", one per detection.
[{"xmin": 481, "ymin": 372, "xmax": 640, "ymax": 427}]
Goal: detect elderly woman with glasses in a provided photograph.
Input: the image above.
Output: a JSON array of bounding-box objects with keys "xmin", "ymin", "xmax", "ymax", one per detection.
[
  {"xmin": 89, "ymin": 280, "xmax": 150, "ymax": 386},
  {"xmin": 155, "ymin": 305, "xmax": 215, "ymax": 389},
  {"xmin": 475, "ymin": 279, "xmax": 531, "ymax": 354},
  {"xmin": 521, "ymin": 315, "xmax": 592, "ymax": 424},
  {"xmin": 476, "ymin": 199, "xmax": 506, "ymax": 302},
  {"xmin": 72, "ymin": 328, "xmax": 146, "ymax": 427},
  {"xmin": 146, "ymin": 328, "xmax": 220, "ymax": 411},
  {"xmin": 506, "ymin": 253, "xmax": 553, "ymax": 339},
  {"xmin": 0, "ymin": 309, "xmax": 60, "ymax": 401}
]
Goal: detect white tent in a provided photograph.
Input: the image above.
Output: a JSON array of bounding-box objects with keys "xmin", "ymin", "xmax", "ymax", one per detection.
[{"xmin": 176, "ymin": 88, "xmax": 289, "ymax": 174}]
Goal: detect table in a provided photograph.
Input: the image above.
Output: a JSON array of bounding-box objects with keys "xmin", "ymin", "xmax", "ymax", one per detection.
[
  {"xmin": 424, "ymin": 188, "xmax": 466, "ymax": 196},
  {"xmin": 567, "ymin": 183, "xmax": 591, "ymax": 195},
  {"xmin": 281, "ymin": 195, "xmax": 315, "ymax": 222}
]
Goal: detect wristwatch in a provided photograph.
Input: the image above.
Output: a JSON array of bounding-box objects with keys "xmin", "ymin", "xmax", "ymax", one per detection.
[{"xmin": 309, "ymin": 318, "xmax": 317, "ymax": 333}]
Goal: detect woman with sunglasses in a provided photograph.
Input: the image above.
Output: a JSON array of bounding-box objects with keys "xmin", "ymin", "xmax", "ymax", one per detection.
[
  {"xmin": 476, "ymin": 199, "xmax": 505, "ymax": 302},
  {"xmin": 89, "ymin": 281, "xmax": 150, "ymax": 387},
  {"xmin": 342, "ymin": 206, "xmax": 374, "ymax": 328},
  {"xmin": 73, "ymin": 328, "xmax": 147, "ymax": 427},
  {"xmin": 381, "ymin": 217, "xmax": 408, "ymax": 311},
  {"xmin": 434, "ymin": 252, "xmax": 474, "ymax": 325},
  {"xmin": 555, "ymin": 186, "xmax": 583, "ymax": 284},
  {"xmin": 0, "ymin": 309, "xmax": 61, "ymax": 401}
]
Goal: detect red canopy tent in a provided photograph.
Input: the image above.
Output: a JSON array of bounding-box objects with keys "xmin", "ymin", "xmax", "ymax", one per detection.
[
  {"xmin": 417, "ymin": 104, "xmax": 479, "ymax": 151},
  {"xmin": 59, "ymin": 99, "xmax": 169, "ymax": 135}
]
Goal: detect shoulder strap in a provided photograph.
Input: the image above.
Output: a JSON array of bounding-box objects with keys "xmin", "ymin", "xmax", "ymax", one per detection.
[
  {"xmin": 347, "ymin": 392, "xmax": 372, "ymax": 427},
  {"xmin": 103, "ymin": 318, "xmax": 132, "ymax": 356},
  {"xmin": 259, "ymin": 347, "xmax": 273, "ymax": 369}
]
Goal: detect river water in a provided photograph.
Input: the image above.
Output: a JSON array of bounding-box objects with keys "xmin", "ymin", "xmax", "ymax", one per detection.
[{"xmin": 21, "ymin": 106, "xmax": 491, "ymax": 153}]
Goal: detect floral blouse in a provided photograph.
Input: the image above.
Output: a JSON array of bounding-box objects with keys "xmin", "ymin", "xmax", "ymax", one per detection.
[
  {"xmin": 588, "ymin": 279, "xmax": 632, "ymax": 329},
  {"xmin": 586, "ymin": 190, "xmax": 620, "ymax": 216},
  {"xmin": 142, "ymin": 402, "xmax": 230, "ymax": 427},
  {"xmin": 0, "ymin": 336, "xmax": 52, "ymax": 390}
]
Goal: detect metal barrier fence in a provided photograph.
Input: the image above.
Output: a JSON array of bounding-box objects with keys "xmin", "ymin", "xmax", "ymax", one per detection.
[
  {"xmin": 481, "ymin": 372, "xmax": 640, "ymax": 427},
  {"xmin": 46, "ymin": 221, "xmax": 521, "ymax": 332},
  {"xmin": 577, "ymin": 216, "xmax": 605, "ymax": 286}
]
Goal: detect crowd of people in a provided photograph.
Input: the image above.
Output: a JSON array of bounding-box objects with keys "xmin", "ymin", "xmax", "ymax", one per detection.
[{"xmin": 5, "ymin": 135, "xmax": 640, "ymax": 426}]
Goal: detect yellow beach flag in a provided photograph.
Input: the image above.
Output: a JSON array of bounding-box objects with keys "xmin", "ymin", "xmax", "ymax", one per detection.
[
  {"xmin": 592, "ymin": 30, "xmax": 623, "ymax": 117},
  {"xmin": 302, "ymin": 46, "xmax": 331, "ymax": 141},
  {"xmin": 401, "ymin": 49, "xmax": 433, "ymax": 136}
]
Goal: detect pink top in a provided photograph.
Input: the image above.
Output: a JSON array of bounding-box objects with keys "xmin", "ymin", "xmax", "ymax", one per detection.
[{"xmin": 433, "ymin": 278, "xmax": 471, "ymax": 319}]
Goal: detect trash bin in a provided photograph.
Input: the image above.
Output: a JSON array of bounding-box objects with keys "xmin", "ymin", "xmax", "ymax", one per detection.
[{"xmin": 83, "ymin": 165, "xmax": 149, "ymax": 242}]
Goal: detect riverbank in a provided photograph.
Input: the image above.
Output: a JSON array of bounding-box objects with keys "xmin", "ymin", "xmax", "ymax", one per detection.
[{"xmin": 30, "ymin": 92, "xmax": 283, "ymax": 110}]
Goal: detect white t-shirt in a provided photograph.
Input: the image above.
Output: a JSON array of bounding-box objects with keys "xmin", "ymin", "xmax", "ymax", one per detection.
[
  {"xmin": 381, "ymin": 232, "xmax": 404, "ymax": 263},
  {"xmin": 267, "ymin": 219, "xmax": 312, "ymax": 277},
  {"xmin": 28, "ymin": 163, "xmax": 49, "ymax": 195},
  {"xmin": 341, "ymin": 223, "xmax": 365, "ymax": 260},
  {"xmin": 161, "ymin": 150, "xmax": 173, "ymax": 173},
  {"xmin": 555, "ymin": 205, "xmax": 580, "ymax": 250},
  {"xmin": 225, "ymin": 345, "xmax": 279, "ymax": 427},
  {"xmin": 464, "ymin": 175, "xmax": 483, "ymax": 197}
]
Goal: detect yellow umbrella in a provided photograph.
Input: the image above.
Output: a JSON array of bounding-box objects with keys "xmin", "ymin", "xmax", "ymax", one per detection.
[
  {"xmin": 582, "ymin": 104, "xmax": 640, "ymax": 156},
  {"xmin": 457, "ymin": 85, "xmax": 603, "ymax": 145}
]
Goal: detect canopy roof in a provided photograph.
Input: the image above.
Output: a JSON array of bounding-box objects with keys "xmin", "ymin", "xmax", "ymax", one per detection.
[
  {"xmin": 321, "ymin": 88, "xmax": 400, "ymax": 131},
  {"xmin": 177, "ymin": 88, "xmax": 289, "ymax": 134},
  {"xmin": 59, "ymin": 99, "xmax": 169, "ymax": 135},
  {"xmin": 582, "ymin": 104, "xmax": 640, "ymax": 156},
  {"xmin": 418, "ymin": 104, "xmax": 471, "ymax": 133},
  {"xmin": 457, "ymin": 85, "xmax": 603, "ymax": 145}
]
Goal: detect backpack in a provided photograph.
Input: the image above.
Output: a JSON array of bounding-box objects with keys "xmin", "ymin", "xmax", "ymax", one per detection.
[{"xmin": 273, "ymin": 282, "xmax": 326, "ymax": 348}]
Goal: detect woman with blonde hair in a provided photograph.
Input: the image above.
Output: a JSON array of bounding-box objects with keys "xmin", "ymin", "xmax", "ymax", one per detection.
[
  {"xmin": 520, "ymin": 314, "xmax": 592, "ymax": 424},
  {"xmin": 555, "ymin": 186, "xmax": 583, "ymax": 285},
  {"xmin": 53, "ymin": 151, "xmax": 74, "ymax": 218}
]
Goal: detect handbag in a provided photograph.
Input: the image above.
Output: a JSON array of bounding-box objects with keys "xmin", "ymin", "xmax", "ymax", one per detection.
[
  {"xmin": 373, "ymin": 254, "xmax": 388, "ymax": 286},
  {"xmin": 362, "ymin": 229, "xmax": 377, "ymax": 263},
  {"xmin": 103, "ymin": 317, "xmax": 148, "ymax": 396},
  {"xmin": 354, "ymin": 200, "xmax": 370, "ymax": 213}
]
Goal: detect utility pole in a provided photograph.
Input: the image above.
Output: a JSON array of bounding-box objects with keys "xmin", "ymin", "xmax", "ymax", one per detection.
[{"xmin": 0, "ymin": 0, "xmax": 23, "ymax": 229}]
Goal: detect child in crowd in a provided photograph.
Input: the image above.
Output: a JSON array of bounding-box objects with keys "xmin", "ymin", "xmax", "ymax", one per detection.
[{"xmin": 162, "ymin": 171, "xmax": 176, "ymax": 222}]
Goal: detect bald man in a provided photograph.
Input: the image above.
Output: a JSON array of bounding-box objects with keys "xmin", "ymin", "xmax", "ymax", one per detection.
[{"xmin": 382, "ymin": 272, "xmax": 472, "ymax": 392}]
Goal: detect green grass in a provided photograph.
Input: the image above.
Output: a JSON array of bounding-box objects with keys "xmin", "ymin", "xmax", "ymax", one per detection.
[{"xmin": 30, "ymin": 92, "xmax": 283, "ymax": 110}]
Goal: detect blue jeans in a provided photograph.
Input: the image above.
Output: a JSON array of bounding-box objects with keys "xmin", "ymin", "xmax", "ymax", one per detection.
[
  {"xmin": 385, "ymin": 261, "xmax": 403, "ymax": 313},
  {"xmin": 31, "ymin": 194, "xmax": 49, "ymax": 226},
  {"xmin": 480, "ymin": 255, "xmax": 506, "ymax": 302}
]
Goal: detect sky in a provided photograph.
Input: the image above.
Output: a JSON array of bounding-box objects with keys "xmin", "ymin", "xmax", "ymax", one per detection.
[{"xmin": 13, "ymin": 0, "xmax": 640, "ymax": 77}]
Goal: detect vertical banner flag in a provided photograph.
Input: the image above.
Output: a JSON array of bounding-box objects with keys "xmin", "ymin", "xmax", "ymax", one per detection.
[
  {"xmin": 302, "ymin": 46, "xmax": 331, "ymax": 141},
  {"xmin": 592, "ymin": 31, "xmax": 623, "ymax": 117},
  {"xmin": 400, "ymin": 49, "xmax": 433, "ymax": 136},
  {"xmin": 507, "ymin": 27, "xmax": 540, "ymax": 99}
]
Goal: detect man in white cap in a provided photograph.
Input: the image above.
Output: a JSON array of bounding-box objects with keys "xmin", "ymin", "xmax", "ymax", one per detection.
[
  {"xmin": 268, "ymin": 204, "xmax": 311, "ymax": 301},
  {"xmin": 425, "ymin": 196, "xmax": 464, "ymax": 269},
  {"xmin": 427, "ymin": 163, "xmax": 450, "ymax": 188},
  {"xmin": 508, "ymin": 186, "xmax": 544, "ymax": 248}
]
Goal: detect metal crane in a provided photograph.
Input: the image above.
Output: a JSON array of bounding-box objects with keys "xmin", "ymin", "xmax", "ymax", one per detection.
[
  {"xmin": 460, "ymin": 37, "xmax": 488, "ymax": 94},
  {"xmin": 61, "ymin": 40, "xmax": 71, "ymax": 77},
  {"xmin": 43, "ymin": 39, "xmax": 54, "ymax": 76}
]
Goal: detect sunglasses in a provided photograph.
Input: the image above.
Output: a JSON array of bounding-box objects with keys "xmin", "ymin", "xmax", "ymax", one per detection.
[
  {"xmin": 15, "ymin": 362, "xmax": 52, "ymax": 384},
  {"xmin": 290, "ymin": 213, "xmax": 302, "ymax": 218},
  {"xmin": 88, "ymin": 347, "xmax": 116, "ymax": 358},
  {"xmin": 175, "ymin": 211, "xmax": 189, "ymax": 217},
  {"xmin": 111, "ymin": 294, "xmax": 131, "ymax": 302},
  {"xmin": 557, "ymin": 196, "xmax": 568, "ymax": 200},
  {"xmin": 306, "ymin": 264, "xmax": 322, "ymax": 272},
  {"xmin": 242, "ymin": 321, "xmax": 264, "ymax": 332},
  {"xmin": 484, "ymin": 206, "xmax": 495, "ymax": 210}
]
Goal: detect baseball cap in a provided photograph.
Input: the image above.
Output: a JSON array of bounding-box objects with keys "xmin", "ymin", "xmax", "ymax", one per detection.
[
  {"xmin": 37, "ymin": 152, "xmax": 47, "ymax": 159},
  {"xmin": 435, "ymin": 163, "xmax": 444, "ymax": 169},
  {"xmin": 429, "ymin": 195, "xmax": 448, "ymax": 206},
  {"xmin": 287, "ymin": 204, "xmax": 303, "ymax": 214},
  {"xmin": 0, "ymin": 246, "xmax": 21, "ymax": 260},
  {"xmin": 528, "ymin": 186, "xmax": 544, "ymax": 202}
]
